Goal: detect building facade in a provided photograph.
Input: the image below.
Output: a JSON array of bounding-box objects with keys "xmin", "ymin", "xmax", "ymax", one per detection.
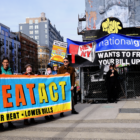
[
  {"xmin": 0, "ymin": 23, "xmax": 21, "ymax": 73},
  {"xmin": 19, "ymin": 12, "xmax": 64, "ymax": 73},
  {"xmin": 15, "ymin": 32, "xmax": 38, "ymax": 73},
  {"xmin": 38, "ymin": 45, "xmax": 49, "ymax": 74}
]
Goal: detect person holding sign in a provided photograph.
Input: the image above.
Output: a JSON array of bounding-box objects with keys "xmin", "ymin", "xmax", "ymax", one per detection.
[
  {"xmin": 45, "ymin": 65, "xmax": 55, "ymax": 120},
  {"xmin": 106, "ymin": 64, "xmax": 119, "ymax": 103},
  {"xmin": 0, "ymin": 57, "xmax": 16, "ymax": 130},
  {"xmin": 52, "ymin": 64, "xmax": 58, "ymax": 75},
  {"xmin": 58, "ymin": 57, "xmax": 78, "ymax": 117},
  {"xmin": 23, "ymin": 64, "xmax": 37, "ymax": 125}
]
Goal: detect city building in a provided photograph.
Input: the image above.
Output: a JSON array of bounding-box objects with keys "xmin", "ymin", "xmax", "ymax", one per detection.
[
  {"xmin": 0, "ymin": 23, "xmax": 21, "ymax": 73},
  {"xmin": 14, "ymin": 32, "xmax": 38, "ymax": 73},
  {"xmin": 19, "ymin": 12, "xmax": 64, "ymax": 73},
  {"xmin": 38, "ymin": 45, "xmax": 49, "ymax": 74}
]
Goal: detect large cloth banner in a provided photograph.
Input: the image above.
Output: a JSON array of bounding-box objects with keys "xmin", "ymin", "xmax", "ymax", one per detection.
[
  {"xmin": 67, "ymin": 34, "xmax": 140, "ymax": 67},
  {"xmin": 0, "ymin": 74, "xmax": 71, "ymax": 123}
]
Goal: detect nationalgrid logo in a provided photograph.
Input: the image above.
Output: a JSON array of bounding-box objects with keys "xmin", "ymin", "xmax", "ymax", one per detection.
[{"xmin": 98, "ymin": 37, "xmax": 140, "ymax": 48}]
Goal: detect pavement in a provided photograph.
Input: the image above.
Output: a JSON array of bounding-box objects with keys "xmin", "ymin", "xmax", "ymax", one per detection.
[{"xmin": 1, "ymin": 100, "xmax": 140, "ymax": 140}]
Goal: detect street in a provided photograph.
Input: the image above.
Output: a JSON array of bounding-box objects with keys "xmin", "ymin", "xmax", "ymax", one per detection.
[{"xmin": 1, "ymin": 101, "xmax": 140, "ymax": 140}]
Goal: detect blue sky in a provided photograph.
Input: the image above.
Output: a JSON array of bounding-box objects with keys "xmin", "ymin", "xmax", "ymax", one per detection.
[{"xmin": 0, "ymin": 0, "xmax": 85, "ymax": 41}]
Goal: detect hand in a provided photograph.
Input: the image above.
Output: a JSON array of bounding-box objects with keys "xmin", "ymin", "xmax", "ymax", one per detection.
[
  {"xmin": 65, "ymin": 72, "xmax": 69, "ymax": 74},
  {"xmin": 35, "ymin": 74, "xmax": 38, "ymax": 76},
  {"xmin": 112, "ymin": 70, "xmax": 114, "ymax": 73},
  {"xmin": 2, "ymin": 73, "xmax": 6, "ymax": 75},
  {"xmin": 70, "ymin": 86, "xmax": 74, "ymax": 91},
  {"xmin": 110, "ymin": 74, "xmax": 114, "ymax": 77}
]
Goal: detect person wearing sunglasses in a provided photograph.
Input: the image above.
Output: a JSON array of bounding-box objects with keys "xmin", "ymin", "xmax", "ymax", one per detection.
[{"xmin": 58, "ymin": 57, "xmax": 78, "ymax": 117}]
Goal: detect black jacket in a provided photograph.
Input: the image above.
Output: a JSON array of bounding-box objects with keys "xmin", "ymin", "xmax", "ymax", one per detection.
[{"xmin": 106, "ymin": 69, "xmax": 119, "ymax": 88}]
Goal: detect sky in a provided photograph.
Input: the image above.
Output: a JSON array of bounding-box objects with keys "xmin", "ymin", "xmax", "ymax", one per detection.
[{"xmin": 0, "ymin": 0, "xmax": 85, "ymax": 42}]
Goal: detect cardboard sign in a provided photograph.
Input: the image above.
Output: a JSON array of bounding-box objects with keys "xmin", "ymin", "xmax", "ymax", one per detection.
[{"xmin": 51, "ymin": 40, "xmax": 67, "ymax": 63}]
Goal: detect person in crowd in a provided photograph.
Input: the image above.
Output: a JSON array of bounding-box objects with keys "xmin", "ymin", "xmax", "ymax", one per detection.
[
  {"xmin": 45, "ymin": 65, "xmax": 52, "ymax": 75},
  {"xmin": 58, "ymin": 57, "xmax": 78, "ymax": 117},
  {"xmin": 106, "ymin": 64, "xmax": 119, "ymax": 103},
  {"xmin": 45, "ymin": 65, "xmax": 55, "ymax": 120},
  {"xmin": 23, "ymin": 64, "xmax": 37, "ymax": 125},
  {"xmin": 0, "ymin": 57, "xmax": 16, "ymax": 130},
  {"xmin": 52, "ymin": 64, "xmax": 58, "ymax": 75}
]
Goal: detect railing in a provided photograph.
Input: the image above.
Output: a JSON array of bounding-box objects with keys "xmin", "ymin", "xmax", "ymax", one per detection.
[{"xmin": 78, "ymin": 13, "xmax": 86, "ymax": 21}]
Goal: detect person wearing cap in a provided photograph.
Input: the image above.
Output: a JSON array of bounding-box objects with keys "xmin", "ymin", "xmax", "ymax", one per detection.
[
  {"xmin": 106, "ymin": 64, "xmax": 119, "ymax": 103},
  {"xmin": 0, "ymin": 57, "xmax": 16, "ymax": 131},
  {"xmin": 23, "ymin": 64, "xmax": 37, "ymax": 125},
  {"xmin": 52, "ymin": 64, "xmax": 58, "ymax": 75},
  {"xmin": 58, "ymin": 57, "xmax": 78, "ymax": 117}
]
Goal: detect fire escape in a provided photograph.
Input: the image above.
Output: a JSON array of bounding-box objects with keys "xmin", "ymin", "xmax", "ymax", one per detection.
[{"xmin": 77, "ymin": 13, "xmax": 86, "ymax": 35}]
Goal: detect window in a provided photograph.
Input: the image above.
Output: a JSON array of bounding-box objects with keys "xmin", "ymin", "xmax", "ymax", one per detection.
[
  {"xmin": 35, "ymin": 36, "xmax": 39, "ymax": 39},
  {"xmin": 35, "ymin": 20, "xmax": 38, "ymax": 24},
  {"xmin": 37, "ymin": 41, "xmax": 39, "ymax": 44},
  {"xmin": 30, "ymin": 36, "xmax": 33, "ymax": 38},
  {"xmin": 5, "ymin": 32, "xmax": 8, "ymax": 37},
  {"xmin": 45, "ymin": 40, "xmax": 48, "ymax": 44},
  {"xmin": 14, "ymin": 51, "xmax": 16, "ymax": 57},
  {"xmin": 29, "ymin": 20, "xmax": 33, "ymax": 24},
  {"xmin": 45, "ymin": 29, "xmax": 47, "ymax": 33},
  {"xmin": 6, "ymin": 40, "xmax": 8, "ymax": 46},
  {"xmin": 35, "ymin": 25, "xmax": 39, "ymax": 29},
  {"xmin": 35, "ymin": 30, "xmax": 39, "ymax": 34},
  {"xmin": 1, "ymin": 30, "xmax": 4, "ymax": 35},
  {"xmin": 45, "ymin": 24, "xmax": 47, "ymax": 28},
  {"xmin": 9, "ymin": 42, "xmax": 12, "ymax": 46},
  {"xmin": 29, "ymin": 31, "xmax": 33, "ymax": 34},
  {"xmin": 2, "ymin": 39, "xmax": 4, "ymax": 45},
  {"xmin": 45, "ymin": 35, "xmax": 47, "ymax": 38},
  {"xmin": 29, "ymin": 25, "xmax": 33, "ymax": 29},
  {"xmin": 6, "ymin": 49, "xmax": 8, "ymax": 55},
  {"xmin": 20, "ymin": 26, "xmax": 22, "ymax": 30},
  {"xmin": 14, "ymin": 43, "xmax": 16, "ymax": 49}
]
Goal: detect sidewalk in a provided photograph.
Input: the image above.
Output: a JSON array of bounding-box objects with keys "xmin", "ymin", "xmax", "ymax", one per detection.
[{"xmin": 1, "ymin": 100, "xmax": 140, "ymax": 140}]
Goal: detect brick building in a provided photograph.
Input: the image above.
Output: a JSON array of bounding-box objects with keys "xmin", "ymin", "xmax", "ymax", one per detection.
[{"xmin": 15, "ymin": 32, "xmax": 38, "ymax": 73}]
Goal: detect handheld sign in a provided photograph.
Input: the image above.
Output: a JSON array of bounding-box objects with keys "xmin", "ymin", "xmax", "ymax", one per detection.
[{"xmin": 51, "ymin": 40, "xmax": 67, "ymax": 63}]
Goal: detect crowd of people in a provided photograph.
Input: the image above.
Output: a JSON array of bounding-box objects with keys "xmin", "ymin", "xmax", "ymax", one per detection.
[{"xmin": 0, "ymin": 57, "xmax": 79, "ymax": 131}]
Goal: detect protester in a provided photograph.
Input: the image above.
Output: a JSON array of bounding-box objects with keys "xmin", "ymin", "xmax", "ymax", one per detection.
[
  {"xmin": 23, "ymin": 64, "xmax": 37, "ymax": 125},
  {"xmin": 58, "ymin": 57, "xmax": 78, "ymax": 117},
  {"xmin": 45, "ymin": 65, "xmax": 55, "ymax": 120},
  {"xmin": 0, "ymin": 57, "xmax": 16, "ymax": 130},
  {"xmin": 106, "ymin": 64, "xmax": 119, "ymax": 103},
  {"xmin": 52, "ymin": 64, "xmax": 58, "ymax": 75}
]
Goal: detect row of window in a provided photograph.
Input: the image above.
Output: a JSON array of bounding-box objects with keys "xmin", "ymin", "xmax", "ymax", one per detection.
[
  {"xmin": 1, "ymin": 30, "xmax": 9, "ymax": 37},
  {"xmin": 20, "ymin": 24, "xmax": 47, "ymax": 30},
  {"xmin": 30, "ymin": 35, "xmax": 47, "ymax": 39},
  {"xmin": 29, "ymin": 29, "xmax": 48, "ymax": 34},
  {"xmin": 0, "ymin": 38, "xmax": 19, "ymax": 48}
]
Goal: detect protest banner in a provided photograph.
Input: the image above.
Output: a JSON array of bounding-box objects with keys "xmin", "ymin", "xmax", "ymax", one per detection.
[
  {"xmin": 0, "ymin": 74, "xmax": 71, "ymax": 123},
  {"xmin": 51, "ymin": 40, "xmax": 67, "ymax": 63},
  {"xmin": 67, "ymin": 34, "xmax": 140, "ymax": 67}
]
